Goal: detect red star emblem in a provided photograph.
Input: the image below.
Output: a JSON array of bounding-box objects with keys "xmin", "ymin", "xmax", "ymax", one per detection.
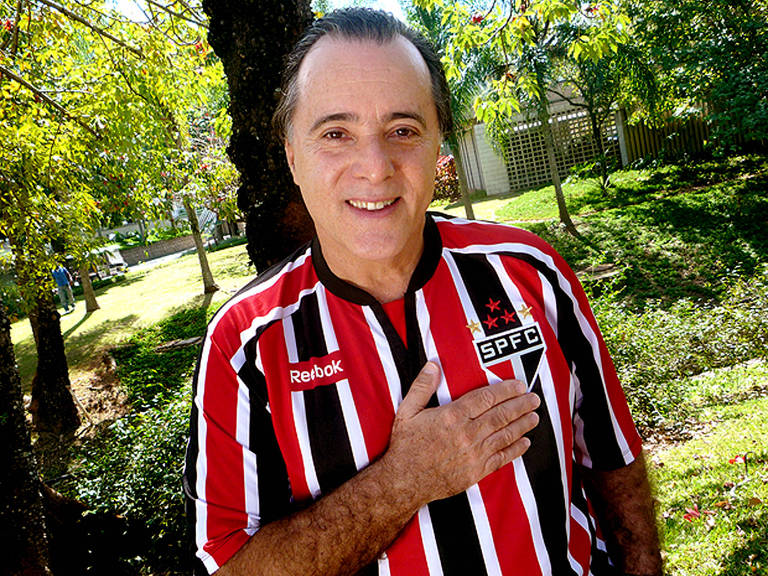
[
  {"xmin": 483, "ymin": 314, "xmax": 499, "ymax": 329},
  {"xmin": 501, "ymin": 309, "xmax": 517, "ymax": 324},
  {"xmin": 486, "ymin": 298, "xmax": 501, "ymax": 312}
]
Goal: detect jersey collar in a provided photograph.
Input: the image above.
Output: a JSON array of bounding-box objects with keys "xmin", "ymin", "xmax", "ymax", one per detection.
[{"xmin": 311, "ymin": 212, "xmax": 443, "ymax": 305}]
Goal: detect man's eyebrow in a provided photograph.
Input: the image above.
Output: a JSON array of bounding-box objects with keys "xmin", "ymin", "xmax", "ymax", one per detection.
[
  {"xmin": 309, "ymin": 111, "xmax": 428, "ymax": 133},
  {"xmin": 389, "ymin": 111, "xmax": 427, "ymax": 126},
  {"xmin": 310, "ymin": 112, "xmax": 357, "ymax": 134}
]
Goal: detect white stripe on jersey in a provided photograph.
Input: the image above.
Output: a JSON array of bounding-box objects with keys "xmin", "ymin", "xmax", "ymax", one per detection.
[
  {"xmin": 290, "ymin": 390, "xmax": 321, "ymax": 499},
  {"xmin": 513, "ymin": 457, "xmax": 552, "ymax": 574},
  {"xmin": 467, "ymin": 483, "xmax": 503, "ymax": 576},
  {"xmin": 363, "ymin": 306, "xmax": 403, "ymax": 412},
  {"xmin": 415, "ymin": 290, "xmax": 451, "ymax": 406},
  {"xmin": 336, "ymin": 378, "xmax": 370, "ymax": 470},
  {"xmin": 283, "ymin": 315, "xmax": 322, "ymax": 499},
  {"xmin": 316, "ymin": 285, "xmax": 370, "ymax": 471},
  {"xmin": 418, "ymin": 506, "xmax": 444, "ymax": 576},
  {"xmin": 235, "ymin": 372, "xmax": 260, "ymax": 531}
]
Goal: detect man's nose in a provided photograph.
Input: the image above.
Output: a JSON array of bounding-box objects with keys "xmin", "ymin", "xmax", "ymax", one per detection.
[{"xmin": 353, "ymin": 136, "xmax": 395, "ymax": 183}]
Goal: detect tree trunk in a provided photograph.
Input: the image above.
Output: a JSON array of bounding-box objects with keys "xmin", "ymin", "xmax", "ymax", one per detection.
[
  {"xmin": 449, "ymin": 135, "xmax": 476, "ymax": 220},
  {"xmin": 537, "ymin": 98, "xmax": 579, "ymax": 236},
  {"xmin": 203, "ymin": 0, "xmax": 315, "ymax": 271},
  {"xmin": 183, "ymin": 196, "xmax": 219, "ymax": 294},
  {"xmin": 29, "ymin": 294, "xmax": 80, "ymax": 437},
  {"xmin": 0, "ymin": 303, "xmax": 53, "ymax": 575},
  {"xmin": 78, "ymin": 265, "xmax": 100, "ymax": 312},
  {"xmin": 589, "ymin": 112, "xmax": 609, "ymax": 191}
]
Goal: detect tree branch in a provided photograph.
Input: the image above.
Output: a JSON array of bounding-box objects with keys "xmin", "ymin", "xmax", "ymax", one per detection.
[
  {"xmin": 0, "ymin": 64, "xmax": 101, "ymax": 138},
  {"xmin": 35, "ymin": 0, "xmax": 143, "ymax": 57},
  {"xmin": 144, "ymin": 0, "xmax": 207, "ymax": 28}
]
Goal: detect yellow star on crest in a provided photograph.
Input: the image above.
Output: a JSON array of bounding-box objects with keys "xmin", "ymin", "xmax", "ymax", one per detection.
[
  {"xmin": 517, "ymin": 304, "xmax": 533, "ymax": 319},
  {"xmin": 466, "ymin": 320, "xmax": 482, "ymax": 335}
]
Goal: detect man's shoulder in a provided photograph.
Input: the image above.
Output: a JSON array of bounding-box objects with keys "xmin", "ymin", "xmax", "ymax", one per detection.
[
  {"xmin": 430, "ymin": 212, "xmax": 555, "ymax": 256},
  {"xmin": 206, "ymin": 241, "xmax": 315, "ymax": 342}
]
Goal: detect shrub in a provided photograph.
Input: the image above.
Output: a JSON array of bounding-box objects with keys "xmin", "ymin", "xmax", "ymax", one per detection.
[
  {"xmin": 433, "ymin": 154, "xmax": 461, "ymax": 202},
  {"xmin": 593, "ymin": 268, "xmax": 768, "ymax": 429},
  {"xmin": 63, "ymin": 307, "xmax": 207, "ymax": 574}
]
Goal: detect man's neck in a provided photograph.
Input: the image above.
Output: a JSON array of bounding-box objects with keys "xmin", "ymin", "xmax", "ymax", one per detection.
[{"xmin": 320, "ymin": 241, "xmax": 424, "ymax": 304}]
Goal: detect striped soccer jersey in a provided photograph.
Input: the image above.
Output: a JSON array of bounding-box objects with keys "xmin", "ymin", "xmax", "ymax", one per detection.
[{"xmin": 184, "ymin": 213, "xmax": 642, "ymax": 575}]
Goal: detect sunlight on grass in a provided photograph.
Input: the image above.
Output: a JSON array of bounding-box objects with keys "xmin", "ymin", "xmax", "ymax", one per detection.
[
  {"xmin": 651, "ymin": 363, "xmax": 768, "ymax": 575},
  {"xmin": 10, "ymin": 244, "xmax": 255, "ymax": 389}
]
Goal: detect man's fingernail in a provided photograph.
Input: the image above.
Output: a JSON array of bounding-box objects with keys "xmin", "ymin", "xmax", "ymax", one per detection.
[{"xmin": 422, "ymin": 362, "xmax": 438, "ymax": 375}]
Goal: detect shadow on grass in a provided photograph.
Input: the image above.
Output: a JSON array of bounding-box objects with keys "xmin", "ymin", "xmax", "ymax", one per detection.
[{"xmin": 524, "ymin": 163, "xmax": 768, "ymax": 308}]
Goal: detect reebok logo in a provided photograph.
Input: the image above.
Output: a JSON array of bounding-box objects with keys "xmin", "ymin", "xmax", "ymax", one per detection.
[{"xmin": 288, "ymin": 350, "xmax": 345, "ymax": 391}]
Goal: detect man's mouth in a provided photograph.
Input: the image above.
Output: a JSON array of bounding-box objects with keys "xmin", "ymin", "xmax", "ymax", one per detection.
[{"xmin": 347, "ymin": 198, "xmax": 398, "ymax": 211}]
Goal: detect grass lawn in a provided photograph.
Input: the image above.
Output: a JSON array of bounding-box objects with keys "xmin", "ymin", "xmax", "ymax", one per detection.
[
  {"xmin": 11, "ymin": 243, "xmax": 256, "ymax": 390},
  {"xmin": 650, "ymin": 362, "xmax": 768, "ymax": 575}
]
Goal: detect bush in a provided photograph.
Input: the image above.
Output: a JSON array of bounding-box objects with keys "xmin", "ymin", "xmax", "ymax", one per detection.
[
  {"xmin": 593, "ymin": 268, "xmax": 768, "ymax": 429},
  {"xmin": 63, "ymin": 307, "xmax": 208, "ymax": 574},
  {"xmin": 433, "ymin": 154, "xmax": 461, "ymax": 202}
]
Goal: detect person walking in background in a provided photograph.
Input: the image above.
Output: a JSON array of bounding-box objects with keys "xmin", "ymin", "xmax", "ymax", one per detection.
[{"xmin": 52, "ymin": 264, "xmax": 75, "ymax": 313}]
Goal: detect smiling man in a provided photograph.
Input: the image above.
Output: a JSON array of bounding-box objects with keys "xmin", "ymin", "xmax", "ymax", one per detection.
[{"xmin": 184, "ymin": 9, "xmax": 662, "ymax": 576}]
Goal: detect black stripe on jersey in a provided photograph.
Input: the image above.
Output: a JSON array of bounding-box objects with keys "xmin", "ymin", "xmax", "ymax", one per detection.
[
  {"xmin": 450, "ymin": 252, "xmax": 522, "ymax": 337},
  {"xmin": 428, "ymin": 493, "xmax": 488, "ymax": 576},
  {"xmin": 522, "ymin": 375, "xmax": 577, "ymax": 576},
  {"xmin": 354, "ymin": 561, "xmax": 380, "ymax": 576},
  {"xmin": 241, "ymin": 335, "xmax": 293, "ymax": 525},
  {"xmin": 370, "ymin": 303, "xmax": 411, "ymax": 403},
  {"xmin": 291, "ymin": 291, "xmax": 358, "ymax": 494},
  {"xmin": 507, "ymin": 252, "xmax": 626, "ymax": 468},
  {"xmin": 292, "ymin": 292, "xmax": 328, "ymax": 361}
]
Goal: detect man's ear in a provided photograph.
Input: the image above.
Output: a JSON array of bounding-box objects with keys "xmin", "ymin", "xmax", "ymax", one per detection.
[{"xmin": 284, "ymin": 140, "xmax": 298, "ymax": 185}]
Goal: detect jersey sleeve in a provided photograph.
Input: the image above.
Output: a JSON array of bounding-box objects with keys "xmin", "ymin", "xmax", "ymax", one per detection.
[{"xmin": 183, "ymin": 318, "xmax": 292, "ymax": 574}]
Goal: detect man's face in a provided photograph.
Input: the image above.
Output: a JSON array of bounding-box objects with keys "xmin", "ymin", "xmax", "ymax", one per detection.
[{"xmin": 285, "ymin": 36, "xmax": 441, "ymax": 277}]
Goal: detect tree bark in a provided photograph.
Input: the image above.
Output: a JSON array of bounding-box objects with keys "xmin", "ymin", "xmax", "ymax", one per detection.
[
  {"xmin": 0, "ymin": 302, "xmax": 53, "ymax": 576},
  {"xmin": 449, "ymin": 134, "xmax": 476, "ymax": 220},
  {"xmin": 203, "ymin": 0, "xmax": 315, "ymax": 271},
  {"xmin": 78, "ymin": 264, "xmax": 100, "ymax": 312},
  {"xmin": 183, "ymin": 195, "xmax": 219, "ymax": 294},
  {"xmin": 537, "ymin": 97, "xmax": 579, "ymax": 236},
  {"xmin": 29, "ymin": 294, "xmax": 80, "ymax": 437}
]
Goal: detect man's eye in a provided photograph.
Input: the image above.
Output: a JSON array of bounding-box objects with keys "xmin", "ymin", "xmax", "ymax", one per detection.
[
  {"xmin": 393, "ymin": 127, "xmax": 417, "ymax": 138},
  {"xmin": 323, "ymin": 130, "xmax": 345, "ymax": 140}
]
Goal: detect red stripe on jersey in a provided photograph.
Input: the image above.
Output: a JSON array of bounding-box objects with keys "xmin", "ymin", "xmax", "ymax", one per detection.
[
  {"xmin": 258, "ymin": 321, "xmax": 313, "ymax": 502},
  {"xmin": 480, "ymin": 465, "xmax": 542, "ymax": 575},
  {"xmin": 199, "ymin": 338, "xmax": 247, "ymax": 566},
  {"xmin": 325, "ymin": 294, "xmax": 395, "ymax": 460},
  {"xmin": 386, "ymin": 514, "xmax": 431, "ymax": 575},
  {"xmin": 568, "ymin": 511, "xmax": 593, "ymax": 573},
  {"xmin": 382, "ymin": 298, "xmax": 407, "ymax": 346}
]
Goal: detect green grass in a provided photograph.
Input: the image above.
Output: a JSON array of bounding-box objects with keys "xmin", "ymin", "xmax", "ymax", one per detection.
[
  {"xmin": 651, "ymin": 362, "xmax": 768, "ymax": 576},
  {"xmin": 10, "ymin": 243, "xmax": 255, "ymax": 390}
]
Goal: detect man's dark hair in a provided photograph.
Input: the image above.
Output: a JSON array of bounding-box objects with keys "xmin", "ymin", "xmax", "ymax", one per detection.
[{"xmin": 273, "ymin": 7, "xmax": 453, "ymax": 141}]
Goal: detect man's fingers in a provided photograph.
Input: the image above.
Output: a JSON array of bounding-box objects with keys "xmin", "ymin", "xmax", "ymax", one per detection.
[
  {"xmin": 397, "ymin": 362, "xmax": 440, "ymax": 420},
  {"xmin": 485, "ymin": 436, "xmax": 533, "ymax": 474},
  {"xmin": 460, "ymin": 379, "xmax": 527, "ymax": 420},
  {"xmin": 481, "ymin": 410, "xmax": 539, "ymax": 456}
]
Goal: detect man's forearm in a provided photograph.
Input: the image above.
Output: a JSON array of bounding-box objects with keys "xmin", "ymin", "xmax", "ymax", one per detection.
[
  {"xmin": 218, "ymin": 453, "xmax": 420, "ymax": 576},
  {"xmin": 582, "ymin": 451, "xmax": 662, "ymax": 576}
]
